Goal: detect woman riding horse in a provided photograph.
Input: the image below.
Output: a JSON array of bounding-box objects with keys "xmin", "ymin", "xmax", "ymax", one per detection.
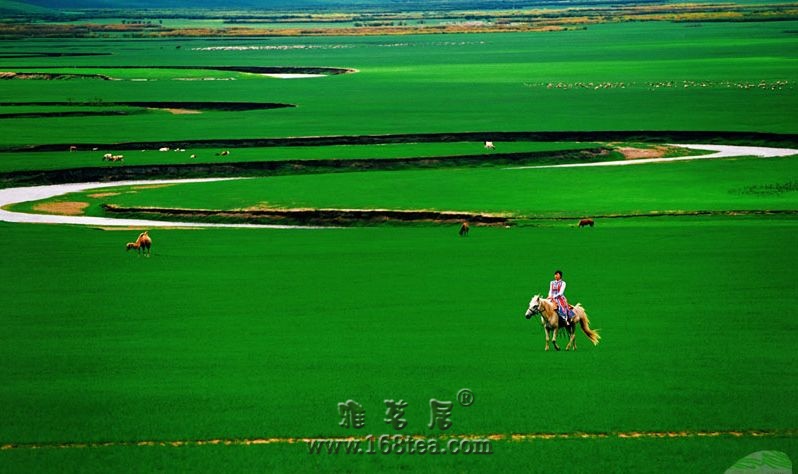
[{"xmin": 548, "ymin": 270, "xmax": 574, "ymax": 325}]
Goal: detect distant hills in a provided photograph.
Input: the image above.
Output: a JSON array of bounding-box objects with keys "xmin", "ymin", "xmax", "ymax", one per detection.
[{"xmin": 0, "ymin": 0, "xmax": 56, "ymax": 16}]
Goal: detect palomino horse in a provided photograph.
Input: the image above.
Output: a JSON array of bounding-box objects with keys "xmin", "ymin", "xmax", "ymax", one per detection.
[
  {"xmin": 126, "ymin": 231, "xmax": 152, "ymax": 256},
  {"xmin": 525, "ymin": 295, "xmax": 600, "ymax": 351}
]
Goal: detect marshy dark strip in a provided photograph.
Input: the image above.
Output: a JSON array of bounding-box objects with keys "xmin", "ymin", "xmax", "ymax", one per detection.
[
  {"xmin": 0, "ymin": 148, "xmax": 604, "ymax": 186},
  {"xmin": 0, "ymin": 101, "xmax": 294, "ymax": 111},
  {"xmin": 102, "ymin": 204, "xmax": 510, "ymax": 226},
  {"xmin": 0, "ymin": 111, "xmax": 139, "ymax": 119},
  {"xmin": 0, "ymin": 52, "xmax": 111, "ymax": 59},
  {"xmin": 6, "ymin": 130, "xmax": 798, "ymax": 153},
  {"xmin": 0, "ymin": 65, "xmax": 355, "ymax": 75},
  {"xmin": 0, "ymin": 72, "xmax": 113, "ymax": 80}
]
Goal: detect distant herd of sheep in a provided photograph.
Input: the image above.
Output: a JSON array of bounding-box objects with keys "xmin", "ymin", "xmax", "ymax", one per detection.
[
  {"xmin": 524, "ymin": 79, "xmax": 791, "ymax": 92},
  {"xmin": 68, "ymin": 145, "xmax": 231, "ymax": 162}
]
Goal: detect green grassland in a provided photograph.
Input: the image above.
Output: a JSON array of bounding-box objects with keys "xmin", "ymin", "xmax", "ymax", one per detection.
[
  {"xmin": 0, "ymin": 218, "xmax": 796, "ymax": 472},
  {"xmin": 1, "ymin": 12, "xmax": 797, "ymax": 473},
  {"xmin": 0, "ymin": 21, "xmax": 797, "ymax": 148},
  {"xmin": 24, "ymin": 154, "xmax": 796, "ymax": 220}
]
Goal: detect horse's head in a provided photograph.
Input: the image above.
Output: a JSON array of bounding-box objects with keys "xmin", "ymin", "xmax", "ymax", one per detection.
[
  {"xmin": 525, "ymin": 295, "xmax": 542, "ymax": 319},
  {"xmin": 126, "ymin": 242, "xmax": 136, "ymax": 251}
]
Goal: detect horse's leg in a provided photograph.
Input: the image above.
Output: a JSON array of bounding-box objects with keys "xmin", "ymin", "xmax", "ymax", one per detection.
[
  {"xmin": 551, "ymin": 326, "xmax": 561, "ymax": 351},
  {"xmin": 565, "ymin": 326, "xmax": 572, "ymax": 351},
  {"xmin": 566, "ymin": 326, "xmax": 576, "ymax": 351},
  {"xmin": 544, "ymin": 327, "xmax": 550, "ymax": 351}
]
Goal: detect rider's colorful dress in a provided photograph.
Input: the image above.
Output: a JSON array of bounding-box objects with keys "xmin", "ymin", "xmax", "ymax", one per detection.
[{"xmin": 548, "ymin": 280, "xmax": 574, "ymax": 319}]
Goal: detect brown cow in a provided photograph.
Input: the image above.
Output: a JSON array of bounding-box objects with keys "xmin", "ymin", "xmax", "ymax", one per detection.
[
  {"xmin": 459, "ymin": 221, "xmax": 470, "ymax": 237},
  {"xmin": 578, "ymin": 219, "xmax": 595, "ymax": 228}
]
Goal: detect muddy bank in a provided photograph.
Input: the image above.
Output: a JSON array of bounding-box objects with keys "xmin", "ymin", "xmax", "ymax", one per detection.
[
  {"xmin": 0, "ymin": 148, "xmax": 605, "ymax": 186},
  {"xmin": 102, "ymin": 205, "xmax": 797, "ymax": 227},
  {"xmin": 102, "ymin": 204, "xmax": 509, "ymax": 226},
  {"xmin": 7, "ymin": 130, "xmax": 798, "ymax": 154}
]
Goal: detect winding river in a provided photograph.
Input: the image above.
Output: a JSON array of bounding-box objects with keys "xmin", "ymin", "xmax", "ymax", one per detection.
[{"xmin": 1, "ymin": 145, "xmax": 796, "ymax": 228}]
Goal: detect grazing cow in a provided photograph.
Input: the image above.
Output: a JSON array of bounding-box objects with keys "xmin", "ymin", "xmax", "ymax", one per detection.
[
  {"xmin": 217, "ymin": 150, "xmax": 230, "ymax": 156},
  {"xmin": 484, "ymin": 141, "xmax": 495, "ymax": 150},
  {"xmin": 103, "ymin": 153, "xmax": 113, "ymax": 160},
  {"xmin": 459, "ymin": 221, "xmax": 470, "ymax": 237},
  {"xmin": 69, "ymin": 145, "xmax": 77, "ymax": 152},
  {"xmin": 578, "ymin": 218, "xmax": 595, "ymax": 228},
  {"xmin": 159, "ymin": 147, "xmax": 170, "ymax": 152},
  {"xmin": 189, "ymin": 154, "xmax": 196, "ymax": 159}
]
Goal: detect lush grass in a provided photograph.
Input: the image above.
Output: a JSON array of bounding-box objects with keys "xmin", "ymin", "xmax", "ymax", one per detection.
[
  {"xmin": 0, "ymin": 141, "xmax": 598, "ymax": 173},
  {"xmin": 0, "ymin": 219, "xmax": 796, "ymax": 471},
  {"xmin": 0, "ymin": 21, "xmax": 797, "ymax": 147},
  {"xmin": 2, "ymin": 13, "xmax": 798, "ymax": 473},
  {"xmin": 42, "ymin": 155, "xmax": 797, "ymax": 218}
]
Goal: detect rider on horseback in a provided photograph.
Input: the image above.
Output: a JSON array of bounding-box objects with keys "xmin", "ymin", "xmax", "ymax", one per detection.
[{"xmin": 548, "ymin": 270, "xmax": 574, "ymax": 325}]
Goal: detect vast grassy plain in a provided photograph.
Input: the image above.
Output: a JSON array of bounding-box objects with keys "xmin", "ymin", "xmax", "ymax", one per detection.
[
  {"xmin": 1, "ymin": 219, "xmax": 796, "ymax": 472},
  {"xmin": 1, "ymin": 9, "xmax": 797, "ymax": 473},
  {"xmin": 1, "ymin": 21, "xmax": 798, "ymax": 148}
]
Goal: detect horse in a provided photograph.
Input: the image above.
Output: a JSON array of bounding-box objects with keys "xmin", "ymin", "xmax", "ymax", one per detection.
[
  {"xmin": 126, "ymin": 231, "xmax": 152, "ymax": 256},
  {"xmin": 578, "ymin": 218, "xmax": 594, "ymax": 228},
  {"xmin": 459, "ymin": 221, "xmax": 470, "ymax": 237},
  {"xmin": 524, "ymin": 295, "xmax": 600, "ymax": 351}
]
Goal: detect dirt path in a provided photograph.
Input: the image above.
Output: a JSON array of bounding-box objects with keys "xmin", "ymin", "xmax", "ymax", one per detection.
[{"xmin": 507, "ymin": 144, "xmax": 798, "ymax": 169}]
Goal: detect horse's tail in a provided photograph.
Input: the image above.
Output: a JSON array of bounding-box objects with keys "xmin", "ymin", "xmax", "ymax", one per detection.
[{"xmin": 577, "ymin": 305, "xmax": 601, "ymax": 345}]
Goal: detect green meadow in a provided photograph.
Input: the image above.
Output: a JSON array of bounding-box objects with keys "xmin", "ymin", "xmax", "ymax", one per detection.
[
  {"xmin": 0, "ymin": 21, "xmax": 797, "ymax": 149},
  {"xmin": 0, "ymin": 12, "xmax": 797, "ymax": 473},
  {"xmin": 0, "ymin": 218, "xmax": 796, "ymax": 472},
  {"xmin": 40, "ymin": 154, "xmax": 795, "ymax": 219}
]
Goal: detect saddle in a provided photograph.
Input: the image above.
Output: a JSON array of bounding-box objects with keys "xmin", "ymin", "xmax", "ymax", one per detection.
[{"xmin": 557, "ymin": 305, "xmax": 576, "ymax": 319}]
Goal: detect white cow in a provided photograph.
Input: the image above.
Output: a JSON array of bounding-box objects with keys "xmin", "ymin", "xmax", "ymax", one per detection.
[{"xmin": 484, "ymin": 141, "xmax": 495, "ymax": 150}]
